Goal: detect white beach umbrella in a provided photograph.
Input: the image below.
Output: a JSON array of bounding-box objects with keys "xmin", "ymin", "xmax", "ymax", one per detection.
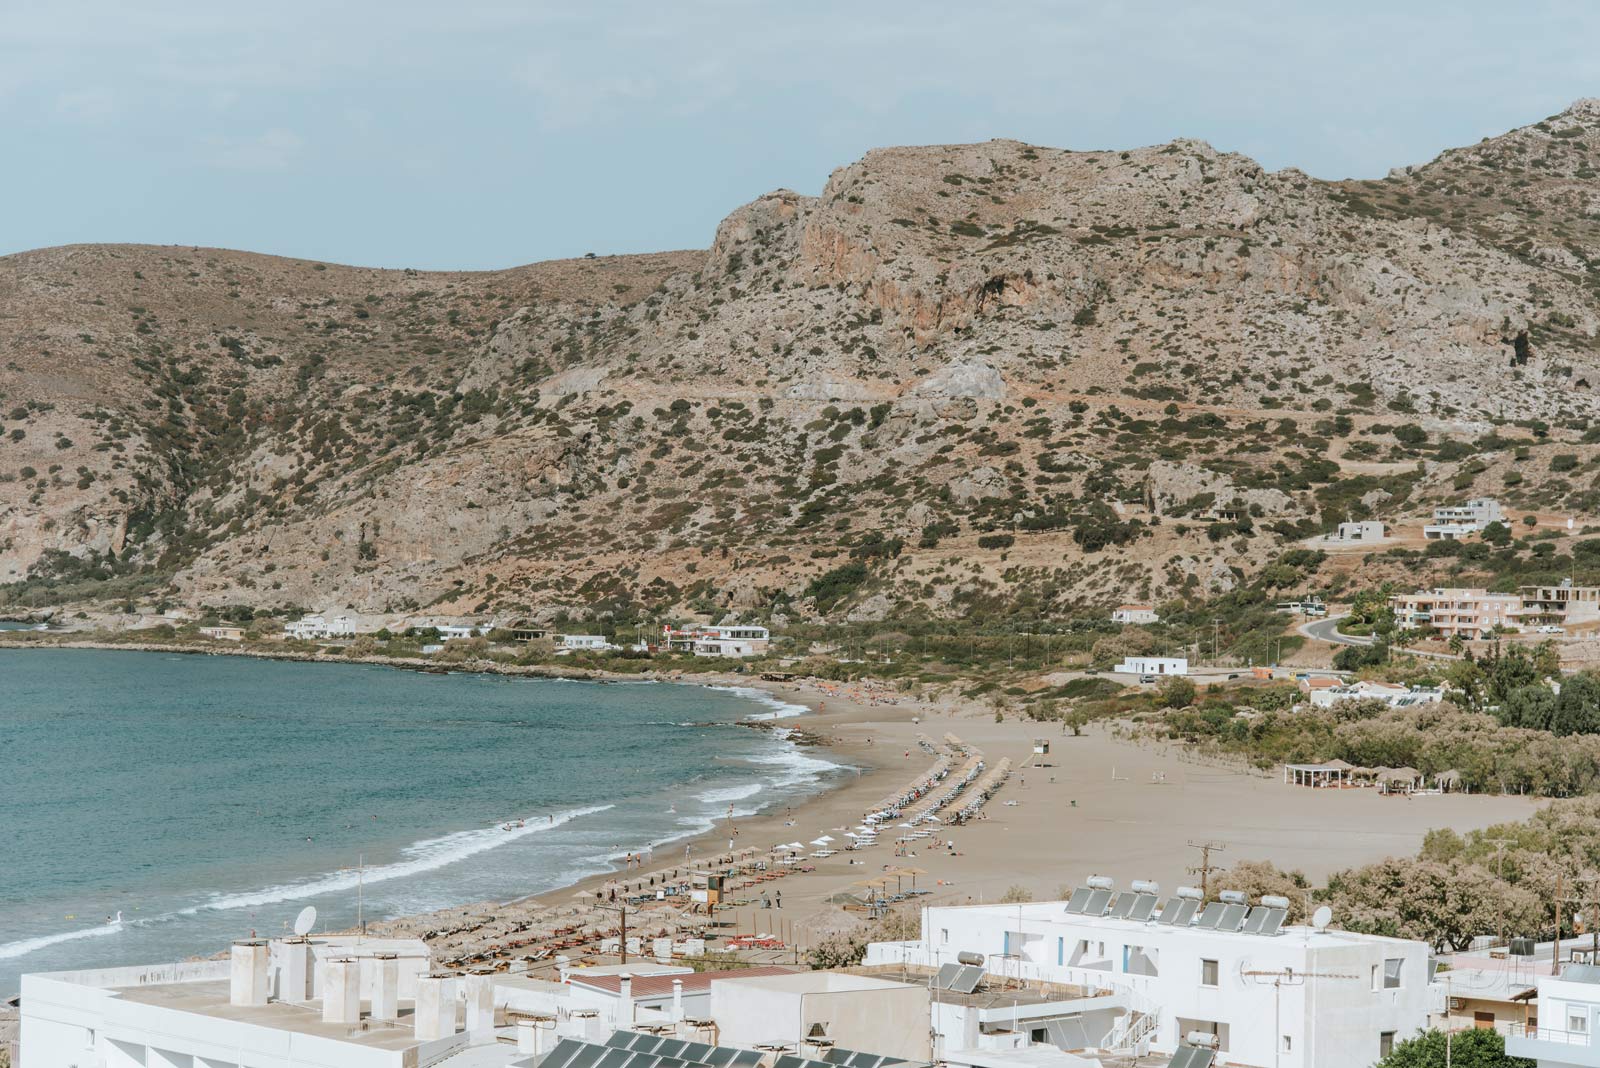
[
  {"xmin": 816, "ymin": 835, "xmax": 835, "ymax": 843},
  {"xmin": 810, "ymin": 838, "xmax": 829, "ymax": 846},
  {"xmin": 786, "ymin": 842, "xmax": 805, "ymax": 850}
]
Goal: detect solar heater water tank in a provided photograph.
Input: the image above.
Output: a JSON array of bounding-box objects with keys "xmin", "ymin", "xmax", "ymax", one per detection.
[
  {"xmin": 1176, "ymin": 885, "xmax": 1204, "ymax": 900},
  {"xmin": 1259, "ymin": 895, "xmax": 1291, "ymax": 910},
  {"xmin": 957, "ymin": 951, "xmax": 985, "ymax": 966},
  {"xmin": 1218, "ymin": 890, "xmax": 1248, "ymax": 905},
  {"xmin": 1087, "ymin": 875, "xmax": 1115, "ymax": 890},
  {"xmin": 1131, "ymin": 880, "xmax": 1160, "ymax": 895}
]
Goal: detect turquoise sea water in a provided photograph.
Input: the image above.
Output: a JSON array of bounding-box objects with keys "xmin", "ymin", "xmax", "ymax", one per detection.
[{"xmin": 0, "ymin": 648, "xmax": 840, "ymax": 994}]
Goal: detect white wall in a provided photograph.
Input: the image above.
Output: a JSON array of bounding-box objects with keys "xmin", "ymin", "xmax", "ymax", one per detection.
[{"xmin": 869, "ymin": 903, "xmax": 1430, "ymax": 1068}]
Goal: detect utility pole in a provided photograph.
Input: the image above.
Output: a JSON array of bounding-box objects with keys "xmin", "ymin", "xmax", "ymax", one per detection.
[
  {"xmin": 1483, "ymin": 837, "xmax": 1516, "ymax": 944},
  {"xmin": 1211, "ymin": 618, "xmax": 1223, "ymax": 665},
  {"xmin": 1187, "ymin": 840, "xmax": 1227, "ymax": 899},
  {"xmin": 594, "ymin": 902, "xmax": 630, "ymax": 964}
]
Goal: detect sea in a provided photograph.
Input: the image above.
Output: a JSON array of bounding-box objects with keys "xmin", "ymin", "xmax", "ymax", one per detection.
[{"xmin": 0, "ymin": 647, "xmax": 843, "ymax": 995}]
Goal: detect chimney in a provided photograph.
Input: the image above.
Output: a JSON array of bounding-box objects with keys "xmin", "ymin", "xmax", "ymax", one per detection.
[
  {"xmin": 322, "ymin": 958, "xmax": 362, "ymax": 1025},
  {"xmin": 672, "ymin": 978, "xmax": 684, "ymax": 1021},
  {"xmin": 517, "ymin": 1019, "xmax": 550, "ymax": 1055},
  {"xmin": 464, "ymin": 972, "xmax": 495, "ymax": 1039},
  {"xmin": 230, "ymin": 940, "xmax": 270, "ymax": 1007},
  {"xmin": 371, "ymin": 953, "xmax": 400, "ymax": 1020},
  {"xmin": 413, "ymin": 973, "xmax": 458, "ymax": 1042},
  {"xmin": 280, "ymin": 939, "xmax": 316, "ymax": 1003},
  {"xmin": 618, "ymin": 973, "xmax": 634, "ymax": 1028}
]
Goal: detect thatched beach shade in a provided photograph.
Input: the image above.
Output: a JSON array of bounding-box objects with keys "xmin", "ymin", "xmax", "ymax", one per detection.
[
  {"xmin": 1324, "ymin": 758, "xmax": 1355, "ymax": 771},
  {"xmin": 1436, "ymin": 769, "xmax": 1463, "ymax": 792}
]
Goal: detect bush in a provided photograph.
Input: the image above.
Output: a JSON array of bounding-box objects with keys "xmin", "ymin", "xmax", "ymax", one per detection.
[
  {"xmin": 977, "ymin": 533, "xmax": 1015, "ymax": 550},
  {"xmin": 1160, "ymin": 676, "xmax": 1197, "ymax": 709}
]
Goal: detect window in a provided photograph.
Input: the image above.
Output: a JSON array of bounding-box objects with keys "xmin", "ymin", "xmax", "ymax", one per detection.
[
  {"xmin": 1282, "ymin": 1035, "xmax": 1292, "ymax": 1053},
  {"xmin": 1371, "ymin": 964, "xmax": 1380, "ymax": 991},
  {"xmin": 1383, "ymin": 957, "xmax": 1403, "ymax": 989},
  {"xmin": 1379, "ymin": 1032, "xmax": 1395, "ymax": 1057},
  {"xmin": 940, "ymin": 928, "xmax": 949, "ymax": 945},
  {"xmin": 1201, "ymin": 959, "xmax": 1219, "ymax": 987},
  {"xmin": 1571, "ymin": 1012, "xmax": 1589, "ymax": 1035}
]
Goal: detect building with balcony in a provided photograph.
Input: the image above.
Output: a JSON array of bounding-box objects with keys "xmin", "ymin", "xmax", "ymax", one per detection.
[
  {"xmin": 1424, "ymin": 498, "xmax": 1504, "ymax": 540},
  {"xmin": 1519, "ymin": 581, "xmax": 1600, "ymax": 632},
  {"xmin": 1389, "ymin": 588, "xmax": 1527, "ymax": 640},
  {"xmin": 862, "ymin": 881, "xmax": 1431, "ymax": 1067},
  {"xmin": 1111, "ymin": 605, "xmax": 1159, "ymax": 625},
  {"xmin": 1505, "ymin": 962, "xmax": 1600, "ymax": 1066}
]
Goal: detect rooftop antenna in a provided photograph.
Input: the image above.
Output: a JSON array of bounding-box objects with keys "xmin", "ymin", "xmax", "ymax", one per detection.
[
  {"xmin": 1312, "ymin": 906, "xmax": 1332, "ymax": 932},
  {"xmin": 293, "ymin": 905, "xmax": 317, "ymax": 938}
]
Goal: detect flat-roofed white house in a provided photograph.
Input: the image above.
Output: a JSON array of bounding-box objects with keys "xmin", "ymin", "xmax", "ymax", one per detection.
[
  {"xmin": 863, "ymin": 885, "xmax": 1432, "ymax": 1067},
  {"xmin": 1111, "ymin": 605, "xmax": 1159, "ymax": 625},
  {"xmin": 282, "ymin": 614, "xmax": 357, "ymax": 640},
  {"xmin": 198, "ymin": 625, "xmax": 244, "ymax": 641},
  {"xmin": 1114, "ymin": 656, "xmax": 1187, "ymax": 677},
  {"xmin": 1334, "ymin": 521, "xmax": 1386, "ymax": 542},
  {"xmin": 709, "ymin": 970, "xmax": 931, "ymax": 1062},
  {"xmin": 1424, "ymin": 497, "xmax": 1504, "ymax": 540},
  {"xmin": 20, "ymin": 937, "xmax": 510, "ymax": 1068},
  {"xmin": 693, "ymin": 625, "xmax": 771, "ymax": 658},
  {"xmin": 558, "ymin": 634, "xmax": 616, "ymax": 653},
  {"xmin": 1504, "ymin": 960, "xmax": 1600, "ymax": 1065}
]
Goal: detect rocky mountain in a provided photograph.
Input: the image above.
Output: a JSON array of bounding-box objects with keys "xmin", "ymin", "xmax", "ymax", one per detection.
[{"xmin": 4, "ymin": 102, "xmax": 1600, "ymax": 624}]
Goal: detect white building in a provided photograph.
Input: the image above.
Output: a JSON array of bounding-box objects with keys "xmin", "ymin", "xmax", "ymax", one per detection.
[
  {"xmin": 1334, "ymin": 521, "xmax": 1386, "ymax": 542},
  {"xmin": 558, "ymin": 634, "xmax": 616, "ymax": 653},
  {"xmin": 709, "ymin": 970, "xmax": 931, "ymax": 1062},
  {"xmin": 282, "ymin": 614, "xmax": 357, "ymax": 640},
  {"xmin": 1111, "ymin": 605, "xmax": 1159, "ymax": 625},
  {"xmin": 863, "ymin": 885, "xmax": 1432, "ymax": 1067},
  {"xmin": 1114, "ymin": 656, "xmax": 1187, "ymax": 677},
  {"xmin": 1424, "ymin": 497, "xmax": 1504, "ymax": 540},
  {"xmin": 693, "ymin": 625, "xmax": 771, "ymax": 658},
  {"xmin": 437, "ymin": 624, "xmax": 481, "ymax": 641},
  {"xmin": 20, "ymin": 937, "xmax": 516, "ymax": 1068},
  {"xmin": 1505, "ymin": 961, "xmax": 1600, "ymax": 1065}
]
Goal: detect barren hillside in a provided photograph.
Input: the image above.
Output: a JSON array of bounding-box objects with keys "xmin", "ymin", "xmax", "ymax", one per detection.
[{"xmin": 4, "ymin": 103, "xmax": 1600, "ymax": 624}]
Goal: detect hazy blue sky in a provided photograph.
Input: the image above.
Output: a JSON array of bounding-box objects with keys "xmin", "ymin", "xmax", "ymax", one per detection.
[{"xmin": 6, "ymin": 1, "xmax": 1600, "ymax": 269}]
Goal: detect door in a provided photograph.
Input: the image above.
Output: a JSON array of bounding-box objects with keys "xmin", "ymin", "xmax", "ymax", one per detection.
[{"xmin": 1473, "ymin": 1011, "xmax": 1494, "ymax": 1029}]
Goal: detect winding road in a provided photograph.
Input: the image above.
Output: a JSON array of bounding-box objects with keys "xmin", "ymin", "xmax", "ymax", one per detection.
[{"xmin": 1298, "ymin": 615, "xmax": 1373, "ymax": 646}]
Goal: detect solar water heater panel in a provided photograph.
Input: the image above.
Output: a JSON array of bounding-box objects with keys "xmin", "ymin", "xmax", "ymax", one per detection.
[
  {"xmin": 1129, "ymin": 893, "xmax": 1159, "ymax": 922},
  {"xmin": 1064, "ymin": 887, "xmax": 1094, "ymax": 914}
]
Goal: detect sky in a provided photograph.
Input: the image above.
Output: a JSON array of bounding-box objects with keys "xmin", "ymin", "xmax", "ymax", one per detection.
[{"xmin": 5, "ymin": 0, "xmax": 1600, "ymax": 270}]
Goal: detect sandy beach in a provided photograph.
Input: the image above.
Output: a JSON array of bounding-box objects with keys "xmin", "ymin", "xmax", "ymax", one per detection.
[{"xmin": 359, "ymin": 674, "xmax": 1542, "ymax": 970}]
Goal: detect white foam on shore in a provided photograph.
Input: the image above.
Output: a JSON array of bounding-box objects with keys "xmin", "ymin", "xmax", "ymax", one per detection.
[
  {"xmin": 707, "ymin": 684, "xmax": 807, "ymax": 721},
  {"xmin": 697, "ymin": 782, "xmax": 765, "ymax": 805},
  {"xmin": 183, "ymin": 804, "xmax": 615, "ymax": 915},
  {"xmin": 0, "ymin": 918, "xmax": 124, "ymax": 961}
]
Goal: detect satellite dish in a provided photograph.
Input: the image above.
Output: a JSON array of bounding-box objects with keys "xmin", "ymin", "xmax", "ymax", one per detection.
[
  {"xmin": 1312, "ymin": 906, "xmax": 1332, "ymax": 932},
  {"xmin": 293, "ymin": 906, "xmax": 317, "ymax": 937}
]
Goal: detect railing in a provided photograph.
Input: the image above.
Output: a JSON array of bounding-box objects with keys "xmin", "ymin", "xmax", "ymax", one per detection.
[{"xmin": 1508, "ymin": 1022, "xmax": 1593, "ymax": 1047}]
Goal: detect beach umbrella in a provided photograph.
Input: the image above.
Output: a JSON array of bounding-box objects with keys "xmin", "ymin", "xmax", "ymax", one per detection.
[
  {"xmin": 810, "ymin": 838, "xmax": 829, "ymax": 846},
  {"xmin": 817, "ymin": 835, "xmax": 834, "ymax": 842}
]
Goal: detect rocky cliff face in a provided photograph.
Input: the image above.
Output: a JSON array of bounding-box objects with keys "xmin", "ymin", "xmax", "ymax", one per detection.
[{"xmin": 4, "ymin": 104, "xmax": 1600, "ymax": 622}]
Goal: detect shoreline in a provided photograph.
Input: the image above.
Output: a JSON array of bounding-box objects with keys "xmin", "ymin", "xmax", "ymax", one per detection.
[
  {"xmin": 0, "ymin": 642, "xmax": 926, "ymax": 986},
  {"xmin": 2, "ymin": 639, "xmax": 1551, "ymax": 985}
]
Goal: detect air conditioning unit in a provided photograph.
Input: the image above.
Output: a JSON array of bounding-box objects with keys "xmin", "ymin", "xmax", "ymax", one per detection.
[{"xmin": 1449, "ymin": 997, "xmax": 1466, "ymax": 1011}]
